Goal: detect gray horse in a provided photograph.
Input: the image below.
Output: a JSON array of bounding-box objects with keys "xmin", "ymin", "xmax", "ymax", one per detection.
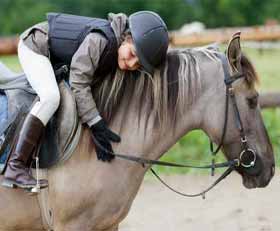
[{"xmin": 0, "ymin": 34, "xmax": 275, "ymax": 231}]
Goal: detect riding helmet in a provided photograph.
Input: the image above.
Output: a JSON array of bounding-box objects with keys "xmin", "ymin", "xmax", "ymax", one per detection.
[{"xmin": 128, "ymin": 11, "xmax": 169, "ymax": 75}]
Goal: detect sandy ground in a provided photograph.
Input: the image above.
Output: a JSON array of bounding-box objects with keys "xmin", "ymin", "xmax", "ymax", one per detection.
[{"xmin": 120, "ymin": 172, "xmax": 279, "ymax": 231}]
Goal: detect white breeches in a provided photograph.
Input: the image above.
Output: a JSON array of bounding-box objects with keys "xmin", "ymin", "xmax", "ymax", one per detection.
[{"xmin": 18, "ymin": 40, "xmax": 60, "ymax": 126}]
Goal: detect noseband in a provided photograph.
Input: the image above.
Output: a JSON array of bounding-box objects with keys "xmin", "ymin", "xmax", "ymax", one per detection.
[{"xmin": 92, "ymin": 54, "xmax": 257, "ymax": 199}]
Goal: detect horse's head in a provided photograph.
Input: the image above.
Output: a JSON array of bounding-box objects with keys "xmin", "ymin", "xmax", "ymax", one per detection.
[{"xmin": 202, "ymin": 32, "xmax": 275, "ymax": 189}]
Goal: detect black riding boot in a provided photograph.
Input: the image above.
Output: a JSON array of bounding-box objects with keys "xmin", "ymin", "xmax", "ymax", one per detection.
[{"xmin": 2, "ymin": 114, "xmax": 48, "ymax": 190}]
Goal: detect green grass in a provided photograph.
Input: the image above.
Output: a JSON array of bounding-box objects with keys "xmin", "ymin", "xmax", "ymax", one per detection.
[
  {"xmin": 0, "ymin": 55, "xmax": 22, "ymax": 72},
  {"xmin": 1, "ymin": 48, "xmax": 280, "ymax": 175}
]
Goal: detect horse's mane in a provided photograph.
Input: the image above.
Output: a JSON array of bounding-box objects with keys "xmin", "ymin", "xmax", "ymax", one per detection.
[{"xmin": 92, "ymin": 47, "xmax": 258, "ymax": 129}]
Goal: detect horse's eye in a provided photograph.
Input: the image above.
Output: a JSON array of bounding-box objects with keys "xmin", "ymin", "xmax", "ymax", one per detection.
[{"xmin": 247, "ymin": 94, "xmax": 258, "ymax": 109}]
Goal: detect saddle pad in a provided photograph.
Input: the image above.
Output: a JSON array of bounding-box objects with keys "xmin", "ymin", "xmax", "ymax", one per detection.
[
  {"xmin": 0, "ymin": 92, "xmax": 8, "ymax": 165},
  {"xmin": 0, "ymin": 79, "xmax": 81, "ymax": 169}
]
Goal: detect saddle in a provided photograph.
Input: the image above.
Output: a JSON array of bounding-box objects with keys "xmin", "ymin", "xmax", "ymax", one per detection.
[{"xmin": 0, "ymin": 64, "xmax": 81, "ymax": 172}]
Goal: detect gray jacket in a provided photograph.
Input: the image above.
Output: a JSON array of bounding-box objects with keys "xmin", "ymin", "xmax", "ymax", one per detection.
[{"xmin": 20, "ymin": 13, "xmax": 128, "ymax": 126}]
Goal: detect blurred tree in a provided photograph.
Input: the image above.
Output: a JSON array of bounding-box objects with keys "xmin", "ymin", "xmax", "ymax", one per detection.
[
  {"xmin": 263, "ymin": 0, "xmax": 280, "ymax": 22},
  {"xmin": 49, "ymin": 0, "xmax": 194, "ymax": 30},
  {"xmin": 0, "ymin": 0, "xmax": 57, "ymax": 35},
  {"xmin": 1, "ymin": 0, "xmax": 280, "ymax": 35},
  {"xmin": 189, "ymin": 0, "xmax": 268, "ymax": 27}
]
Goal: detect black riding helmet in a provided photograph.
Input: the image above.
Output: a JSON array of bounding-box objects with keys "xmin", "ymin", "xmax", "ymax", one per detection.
[{"xmin": 128, "ymin": 11, "xmax": 169, "ymax": 75}]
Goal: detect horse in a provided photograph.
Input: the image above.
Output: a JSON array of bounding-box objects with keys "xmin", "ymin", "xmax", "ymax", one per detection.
[{"xmin": 0, "ymin": 33, "xmax": 275, "ymax": 231}]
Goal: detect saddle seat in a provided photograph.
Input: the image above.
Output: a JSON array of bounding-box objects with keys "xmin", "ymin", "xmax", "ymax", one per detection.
[{"xmin": 0, "ymin": 63, "xmax": 81, "ymax": 171}]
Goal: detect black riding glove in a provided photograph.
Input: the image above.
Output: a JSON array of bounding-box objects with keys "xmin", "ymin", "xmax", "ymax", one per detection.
[{"xmin": 90, "ymin": 119, "xmax": 121, "ymax": 162}]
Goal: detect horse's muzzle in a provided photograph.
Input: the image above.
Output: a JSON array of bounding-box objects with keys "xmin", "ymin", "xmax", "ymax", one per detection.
[{"xmin": 237, "ymin": 152, "xmax": 263, "ymax": 177}]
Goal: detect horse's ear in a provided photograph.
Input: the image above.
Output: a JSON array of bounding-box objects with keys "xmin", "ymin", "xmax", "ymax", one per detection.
[{"xmin": 226, "ymin": 31, "xmax": 242, "ymax": 74}]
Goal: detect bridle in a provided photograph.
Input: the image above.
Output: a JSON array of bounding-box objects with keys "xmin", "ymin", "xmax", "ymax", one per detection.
[
  {"xmin": 92, "ymin": 54, "xmax": 257, "ymax": 199},
  {"xmin": 215, "ymin": 54, "xmax": 257, "ymax": 168},
  {"xmin": 209, "ymin": 54, "xmax": 257, "ymax": 171}
]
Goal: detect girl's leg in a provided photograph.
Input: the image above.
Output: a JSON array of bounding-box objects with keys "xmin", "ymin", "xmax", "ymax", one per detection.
[
  {"xmin": 17, "ymin": 39, "xmax": 60, "ymax": 125},
  {"xmin": 2, "ymin": 40, "xmax": 60, "ymax": 191}
]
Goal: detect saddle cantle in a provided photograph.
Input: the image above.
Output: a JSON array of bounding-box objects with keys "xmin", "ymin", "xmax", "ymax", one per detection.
[{"xmin": 0, "ymin": 64, "xmax": 81, "ymax": 171}]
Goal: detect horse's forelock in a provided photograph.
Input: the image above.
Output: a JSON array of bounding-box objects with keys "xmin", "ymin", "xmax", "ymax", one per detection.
[{"xmin": 241, "ymin": 53, "xmax": 260, "ymax": 88}]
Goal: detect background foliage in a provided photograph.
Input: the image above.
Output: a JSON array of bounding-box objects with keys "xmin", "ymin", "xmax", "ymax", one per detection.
[{"xmin": 1, "ymin": 0, "xmax": 280, "ymax": 35}]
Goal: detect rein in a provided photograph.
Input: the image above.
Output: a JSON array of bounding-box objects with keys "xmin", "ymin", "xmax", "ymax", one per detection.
[
  {"xmin": 92, "ymin": 54, "xmax": 257, "ymax": 199},
  {"xmin": 93, "ymin": 138, "xmax": 238, "ymax": 199}
]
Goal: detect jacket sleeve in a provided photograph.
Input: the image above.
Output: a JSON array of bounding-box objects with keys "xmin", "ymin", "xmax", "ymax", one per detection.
[
  {"xmin": 20, "ymin": 21, "xmax": 49, "ymax": 57},
  {"xmin": 69, "ymin": 33, "xmax": 108, "ymax": 126}
]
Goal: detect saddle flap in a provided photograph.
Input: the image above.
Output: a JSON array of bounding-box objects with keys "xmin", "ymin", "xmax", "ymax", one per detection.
[{"xmin": 57, "ymin": 81, "xmax": 79, "ymax": 152}]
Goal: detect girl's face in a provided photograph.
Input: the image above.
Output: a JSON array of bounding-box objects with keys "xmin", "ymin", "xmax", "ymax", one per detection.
[{"xmin": 118, "ymin": 37, "xmax": 140, "ymax": 71}]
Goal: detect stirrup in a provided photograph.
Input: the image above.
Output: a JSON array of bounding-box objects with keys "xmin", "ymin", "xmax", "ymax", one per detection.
[
  {"xmin": 2, "ymin": 178, "xmax": 48, "ymax": 196},
  {"xmin": 25, "ymin": 183, "xmax": 48, "ymax": 195},
  {"xmin": 1, "ymin": 178, "xmax": 48, "ymax": 190},
  {"xmin": 1, "ymin": 155, "xmax": 48, "ymax": 193}
]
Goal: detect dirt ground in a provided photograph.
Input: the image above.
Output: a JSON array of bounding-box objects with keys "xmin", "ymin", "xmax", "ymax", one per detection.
[{"xmin": 120, "ymin": 172, "xmax": 279, "ymax": 231}]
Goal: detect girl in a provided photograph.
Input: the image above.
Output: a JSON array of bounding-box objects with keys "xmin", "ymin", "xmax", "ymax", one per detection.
[{"xmin": 2, "ymin": 11, "xmax": 169, "ymax": 191}]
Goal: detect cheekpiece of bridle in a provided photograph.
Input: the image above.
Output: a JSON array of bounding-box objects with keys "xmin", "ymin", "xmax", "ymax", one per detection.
[
  {"xmin": 92, "ymin": 54, "xmax": 257, "ymax": 199},
  {"xmin": 212, "ymin": 54, "xmax": 257, "ymax": 171}
]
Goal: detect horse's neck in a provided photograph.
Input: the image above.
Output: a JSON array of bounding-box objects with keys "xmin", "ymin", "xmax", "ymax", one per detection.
[
  {"xmin": 111, "ymin": 101, "xmax": 201, "ymax": 162},
  {"xmin": 110, "ymin": 54, "xmax": 221, "ymax": 161}
]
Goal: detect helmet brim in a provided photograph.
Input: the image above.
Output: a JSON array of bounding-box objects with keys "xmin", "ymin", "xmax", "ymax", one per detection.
[{"xmin": 132, "ymin": 37, "xmax": 154, "ymax": 76}]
